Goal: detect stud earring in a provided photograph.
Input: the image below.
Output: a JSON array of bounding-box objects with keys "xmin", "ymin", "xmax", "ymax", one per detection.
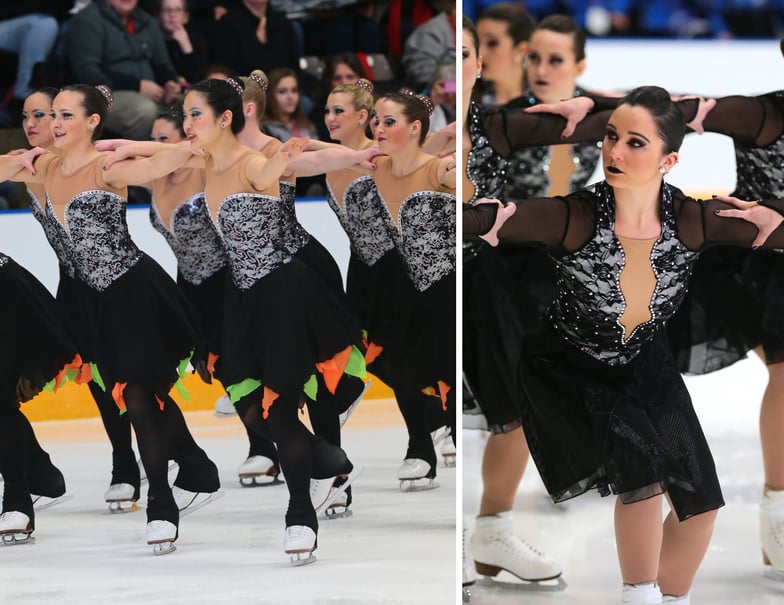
[
  {"xmin": 659, "ymin": 166, "xmax": 666, "ymax": 174},
  {"xmin": 220, "ymin": 123, "xmax": 225, "ymax": 129},
  {"xmin": 357, "ymin": 120, "xmax": 362, "ymax": 126},
  {"xmin": 476, "ymin": 71, "xmax": 481, "ymax": 79},
  {"xmin": 409, "ymin": 131, "xmax": 415, "ymax": 137},
  {"xmin": 245, "ymin": 113, "xmax": 251, "ymax": 119},
  {"xmin": 87, "ymin": 125, "xmax": 94, "ymax": 131}
]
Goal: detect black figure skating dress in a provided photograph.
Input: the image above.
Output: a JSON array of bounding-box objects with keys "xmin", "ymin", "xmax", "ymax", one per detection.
[
  {"xmin": 150, "ymin": 169, "xmax": 226, "ymax": 370},
  {"xmin": 464, "ymin": 181, "xmax": 784, "ymax": 520},
  {"xmin": 206, "ymin": 151, "xmax": 365, "ymax": 410},
  {"xmin": 34, "ymin": 154, "xmax": 203, "ymax": 410},
  {"xmin": 667, "ymin": 92, "xmax": 784, "ymax": 372}
]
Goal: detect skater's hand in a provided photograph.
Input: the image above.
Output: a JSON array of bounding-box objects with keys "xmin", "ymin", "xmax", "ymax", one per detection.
[
  {"xmin": 193, "ymin": 358, "xmax": 212, "ymax": 384},
  {"xmin": 524, "ymin": 96, "xmax": 595, "ymax": 138},
  {"xmin": 713, "ymin": 195, "xmax": 784, "ymax": 248}
]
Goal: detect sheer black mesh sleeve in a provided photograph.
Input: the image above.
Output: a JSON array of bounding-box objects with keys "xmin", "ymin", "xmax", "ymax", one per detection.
[
  {"xmin": 463, "ymin": 190, "xmax": 596, "ymax": 255},
  {"xmin": 702, "ymin": 94, "xmax": 784, "ymax": 147},
  {"xmin": 480, "ymin": 107, "xmax": 614, "ymax": 158},
  {"xmin": 673, "ymin": 189, "xmax": 784, "ymax": 250}
]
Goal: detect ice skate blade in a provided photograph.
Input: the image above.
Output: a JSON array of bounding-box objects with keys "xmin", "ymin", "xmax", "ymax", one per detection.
[
  {"xmin": 475, "ymin": 560, "xmax": 562, "ymax": 583},
  {"xmin": 239, "ymin": 474, "xmax": 284, "ymax": 488},
  {"xmin": 288, "ymin": 551, "xmax": 317, "ymax": 566},
  {"xmin": 399, "ymin": 478, "xmax": 439, "ymax": 492},
  {"xmin": 339, "ymin": 378, "xmax": 371, "ymax": 428},
  {"xmin": 316, "ymin": 466, "xmax": 362, "ymax": 517},
  {"xmin": 474, "ymin": 573, "xmax": 567, "ymax": 593},
  {"xmin": 32, "ymin": 494, "xmax": 74, "ymax": 512},
  {"xmin": 325, "ymin": 505, "xmax": 352, "ymax": 520},
  {"xmin": 152, "ymin": 541, "xmax": 177, "ymax": 556},
  {"xmin": 1, "ymin": 532, "xmax": 35, "ymax": 546},
  {"xmin": 107, "ymin": 501, "xmax": 139, "ymax": 514},
  {"xmin": 178, "ymin": 490, "xmax": 225, "ymax": 518},
  {"xmin": 462, "ymin": 586, "xmax": 471, "ymax": 603}
]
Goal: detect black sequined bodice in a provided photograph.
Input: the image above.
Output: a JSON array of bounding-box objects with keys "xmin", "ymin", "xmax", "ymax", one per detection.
[
  {"xmin": 733, "ymin": 91, "xmax": 784, "ymax": 199},
  {"xmin": 278, "ymin": 180, "xmax": 311, "ymax": 255},
  {"xmin": 550, "ymin": 183, "xmax": 698, "ymax": 365},
  {"xmin": 211, "ymin": 192, "xmax": 291, "ymax": 290},
  {"xmin": 28, "ymin": 189, "xmax": 77, "ymax": 278},
  {"xmin": 45, "ymin": 190, "xmax": 142, "ymax": 291},
  {"xmin": 467, "ymin": 101, "xmax": 509, "ymax": 203},
  {"xmin": 150, "ymin": 194, "xmax": 227, "ymax": 285},
  {"xmin": 332, "ymin": 175, "xmax": 397, "ymax": 266}
]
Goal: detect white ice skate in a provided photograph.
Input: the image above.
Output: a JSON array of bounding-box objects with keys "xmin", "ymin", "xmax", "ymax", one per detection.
[
  {"xmin": 338, "ymin": 378, "xmax": 372, "ymax": 428},
  {"xmin": 662, "ymin": 594, "xmax": 689, "ymax": 604},
  {"xmin": 0, "ymin": 511, "xmax": 34, "ymax": 546},
  {"xmin": 237, "ymin": 455, "xmax": 282, "ymax": 487},
  {"xmin": 432, "ymin": 427, "xmax": 456, "ymax": 468},
  {"xmin": 471, "ymin": 511, "xmax": 564, "ymax": 589},
  {"xmin": 463, "ymin": 521, "xmax": 477, "ymax": 602},
  {"xmin": 284, "ymin": 525, "xmax": 317, "ymax": 566},
  {"xmin": 761, "ymin": 489, "xmax": 784, "ymax": 581},
  {"xmin": 172, "ymin": 486, "xmax": 225, "ymax": 518},
  {"xmin": 214, "ymin": 394, "xmax": 237, "ymax": 417},
  {"xmin": 104, "ymin": 483, "xmax": 139, "ymax": 513},
  {"xmin": 146, "ymin": 520, "xmax": 177, "ymax": 556},
  {"xmin": 32, "ymin": 494, "xmax": 74, "ymax": 512},
  {"xmin": 398, "ymin": 459, "xmax": 438, "ymax": 492},
  {"xmin": 310, "ymin": 465, "xmax": 363, "ymax": 519},
  {"xmin": 622, "ymin": 582, "xmax": 662, "ymax": 604}
]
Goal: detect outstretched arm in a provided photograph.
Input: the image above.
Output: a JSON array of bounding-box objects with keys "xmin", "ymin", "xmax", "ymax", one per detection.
[
  {"xmin": 0, "ymin": 148, "xmax": 47, "ymax": 183},
  {"xmin": 246, "ymin": 137, "xmax": 309, "ymax": 191},
  {"xmin": 699, "ymin": 94, "xmax": 784, "ymax": 147},
  {"xmin": 102, "ymin": 142, "xmax": 197, "ymax": 188},
  {"xmin": 286, "ymin": 144, "xmax": 382, "ymax": 177}
]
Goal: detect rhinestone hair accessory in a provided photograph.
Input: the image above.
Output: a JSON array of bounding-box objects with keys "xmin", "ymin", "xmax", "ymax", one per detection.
[
  {"xmin": 400, "ymin": 88, "xmax": 434, "ymax": 117},
  {"xmin": 226, "ymin": 77, "xmax": 243, "ymax": 97},
  {"xmin": 250, "ymin": 72, "xmax": 268, "ymax": 91},
  {"xmin": 95, "ymin": 85, "xmax": 114, "ymax": 109},
  {"xmin": 356, "ymin": 79, "xmax": 373, "ymax": 93}
]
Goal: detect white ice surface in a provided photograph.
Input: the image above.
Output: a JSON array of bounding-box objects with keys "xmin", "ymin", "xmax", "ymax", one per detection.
[
  {"xmin": 463, "ymin": 356, "xmax": 784, "ymax": 604},
  {"xmin": 2, "ymin": 410, "xmax": 457, "ymax": 604}
]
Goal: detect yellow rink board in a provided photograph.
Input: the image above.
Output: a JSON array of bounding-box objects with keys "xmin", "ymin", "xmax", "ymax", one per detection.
[{"xmin": 23, "ymin": 372, "xmax": 394, "ymax": 423}]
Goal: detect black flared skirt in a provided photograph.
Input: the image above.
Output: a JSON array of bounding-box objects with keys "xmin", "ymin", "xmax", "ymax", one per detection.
[
  {"xmin": 178, "ymin": 267, "xmax": 227, "ymax": 362},
  {"xmin": 0, "ymin": 255, "xmax": 78, "ymax": 404},
  {"xmin": 519, "ymin": 324, "xmax": 724, "ymax": 521}
]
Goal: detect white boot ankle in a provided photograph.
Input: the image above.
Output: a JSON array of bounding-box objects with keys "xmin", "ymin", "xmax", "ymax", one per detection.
[
  {"xmin": 662, "ymin": 593, "xmax": 689, "ymax": 604},
  {"xmin": 471, "ymin": 510, "xmax": 561, "ymax": 581},
  {"xmin": 462, "ymin": 521, "xmax": 477, "ymax": 586},
  {"xmin": 622, "ymin": 582, "xmax": 662, "ymax": 605},
  {"xmin": 761, "ymin": 488, "xmax": 784, "ymax": 570}
]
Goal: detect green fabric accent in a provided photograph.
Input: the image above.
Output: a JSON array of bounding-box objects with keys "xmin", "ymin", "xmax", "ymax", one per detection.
[
  {"xmin": 90, "ymin": 362, "xmax": 106, "ymax": 391},
  {"xmin": 177, "ymin": 350, "xmax": 194, "ymax": 379},
  {"xmin": 119, "ymin": 408, "xmax": 127, "ymax": 416},
  {"xmin": 303, "ymin": 373, "xmax": 317, "ymax": 401},
  {"xmin": 226, "ymin": 378, "xmax": 262, "ymax": 404},
  {"xmin": 174, "ymin": 378, "xmax": 190, "ymax": 401},
  {"xmin": 43, "ymin": 378, "xmax": 55, "ymax": 393},
  {"xmin": 63, "ymin": 368, "xmax": 79, "ymax": 383},
  {"xmin": 345, "ymin": 346, "xmax": 367, "ymax": 380}
]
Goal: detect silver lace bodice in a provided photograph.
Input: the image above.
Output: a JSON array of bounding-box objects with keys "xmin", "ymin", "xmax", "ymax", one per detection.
[
  {"xmin": 150, "ymin": 194, "xmax": 227, "ymax": 285},
  {"xmin": 45, "ymin": 190, "xmax": 142, "ymax": 291},
  {"xmin": 332, "ymin": 175, "xmax": 396, "ymax": 266},
  {"xmin": 467, "ymin": 101, "xmax": 508, "ymax": 203},
  {"xmin": 27, "ymin": 189, "xmax": 77, "ymax": 278},
  {"xmin": 212, "ymin": 193, "xmax": 291, "ymax": 290},
  {"xmin": 278, "ymin": 180, "xmax": 311, "ymax": 255},
  {"xmin": 550, "ymin": 183, "xmax": 697, "ymax": 365}
]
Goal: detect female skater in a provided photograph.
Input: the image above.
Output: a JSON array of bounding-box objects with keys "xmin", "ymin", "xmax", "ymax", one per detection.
[
  {"xmin": 464, "ymin": 85, "xmax": 784, "ymax": 604},
  {"xmin": 17, "ymin": 86, "xmax": 142, "ymax": 512},
  {"xmin": 0, "ymin": 84, "xmax": 220, "ymax": 555},
  {"xmin": 0, "ymin": 251, "xmax": 81, "ymax": 544}
]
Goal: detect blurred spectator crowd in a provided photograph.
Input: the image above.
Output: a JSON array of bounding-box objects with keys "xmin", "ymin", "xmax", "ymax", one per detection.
[{"xmin": 465, "ymin": 1, "xmax": 784, "ymax": 39}]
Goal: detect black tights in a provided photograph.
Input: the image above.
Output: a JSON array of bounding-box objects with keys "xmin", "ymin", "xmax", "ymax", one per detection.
[
  {"xmin": 123, "ymin": 386, "xmax": 218, "ymax": 525},
  {"xmin": 0, "ymin": 405, "xmax": 65, "ymax": 525},
  {"xmin": 393, "ymin": 389, "xmax": 454, "ymax": 469},
  {"xmin": 90, "ymin": 382, "xmax": 139, "ymax": 488},
  {"xmin": 235, "ymin": 389, "xmax": 351, "ymax": 532}
]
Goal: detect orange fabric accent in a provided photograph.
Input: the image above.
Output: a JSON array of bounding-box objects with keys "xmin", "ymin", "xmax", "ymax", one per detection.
[
  {"xmin": 437, "ymin": 380, "xmax": 451, "ymax": 411},
  {"xmin": 53, "ymin": 353, "xmax": 84, "ymax": 392},
  {"xmin": 154, "ymin": 394, "xmax": 165, "ymax": 411},
  {"xmin": 261, "ymin": 386, "xmax": 279, "ymax": 420},
  {"xmin": 75, "ymin": 360, "xmax": 93, "ymax": 385},
  {"xmin": 112, "ymin": 382, "xmax": 128, "ymax": 413},
  {"xmin": 364, "ymin": 342, "xmax": 383, "ymax": 365},
  {"xmin": 314, "ymin": 345, "xmax": 352, "ymax": 394},
  {"xmin": 207, "ymin": 352, "xmax": 219, "ymax": 376}
]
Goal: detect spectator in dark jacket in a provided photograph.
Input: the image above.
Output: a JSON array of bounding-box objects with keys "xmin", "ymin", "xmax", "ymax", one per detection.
[
  {"xmin": 64, "ymin": 0, "xmax": 182, "ymax": 139},
  {"xmin": 156, "ymin": 0, "xmax": 210, "ymax": 84},
  {"xmin": 210, "ymin": 0, "xmax": 300, "ymax": 77}
]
